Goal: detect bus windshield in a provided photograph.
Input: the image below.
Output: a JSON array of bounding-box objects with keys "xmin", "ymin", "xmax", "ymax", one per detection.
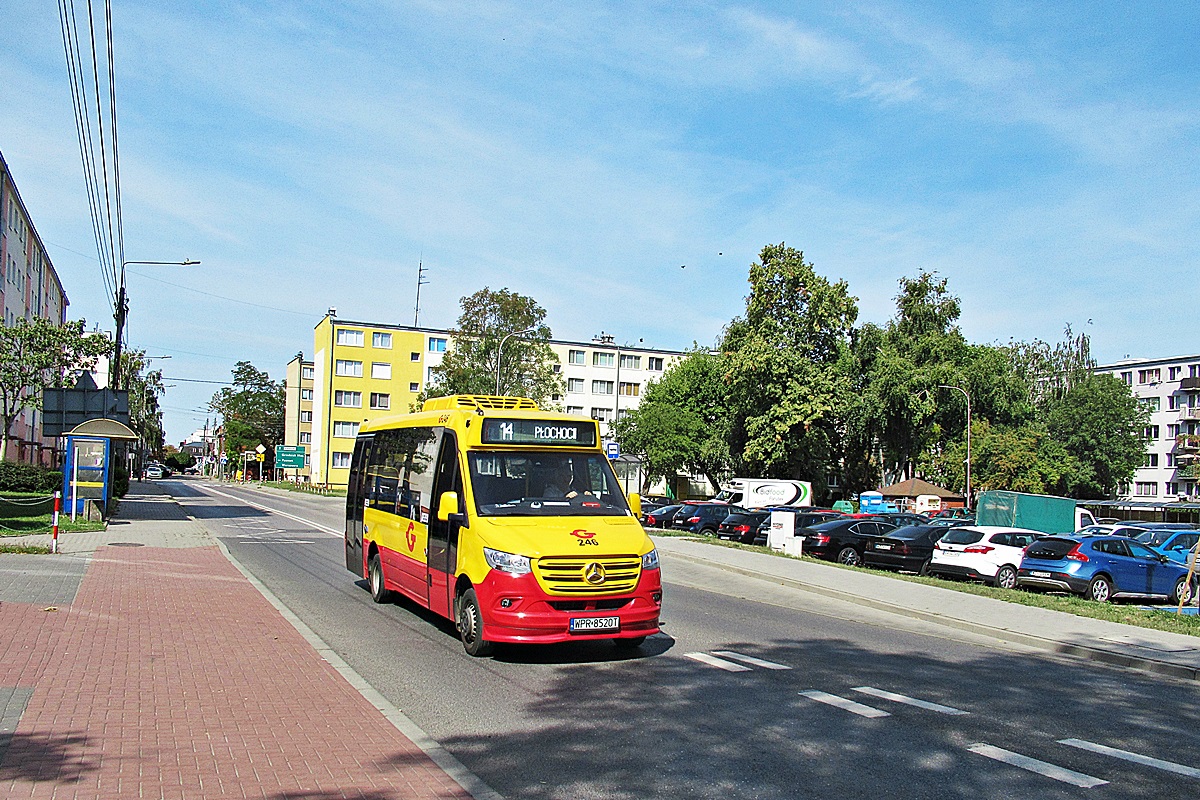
[{"xmin": 468, "ymin": 451, "xmax": 631, "ymax": 517}]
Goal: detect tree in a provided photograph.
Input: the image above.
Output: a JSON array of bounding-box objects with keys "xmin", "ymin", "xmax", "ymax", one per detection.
[
  {"xmin": 425, "ymin": 287, "xmax": 563, "ymax": 405},
  {"xmin": 612, "ymin": 351, "xmax": 735, "ymax": 492},
  {"xmin": 0, "ymin": 318, "xmax": 110, "ymax": 461},
  {"xmin": 1043, "ymin": 374, "xmax": 1148, "ymax": 498},
  {"xmin": 119, "ymin": 349, "xmax": 166, "ymax": 459},
  {"xmin": 720, "ymin": 244, "xmax": 858, "ymax": 492},
  {"xmin": 209, "ymin": 362, "xmax": 285, "ymax": 465}
]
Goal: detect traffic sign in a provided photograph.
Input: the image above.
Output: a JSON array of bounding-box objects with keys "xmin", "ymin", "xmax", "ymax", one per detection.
[
  {"xmin": 275, "ymin": 447, "xmax": 306, "ymax": 469},
  {"xmin": 255, "ymin": 444, "xmax": 267, "ymax": 454},
  {"xmin": 605, "ymin": 441, "xmax": 620, "ymax": 459},
  {"xmin": 255, "ymin": 453, "xmax": 265, "ymax": 462}
]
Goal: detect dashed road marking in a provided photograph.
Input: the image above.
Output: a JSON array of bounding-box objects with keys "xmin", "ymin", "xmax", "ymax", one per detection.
[
  {"xmin": 852, "ymin": 686, "xmax": 968, "ymax": 715},
  {"xmin": 684, "ymin": 652, "xmax": 752, "ymax": 672},
  {"xmin": 967, "ymin": 743, "xmax": 1107, "ymax": 788},
  {"xmin": 1059, "ymin": 738, "xmax": 1200, "ymax": 779},
  {"xmin": 799, "ymin": 690, "xmax": 890, "ymax": 718},
  {"xmin": 711, "ymin": 651, "xmax": 792, "ymax": 670}
]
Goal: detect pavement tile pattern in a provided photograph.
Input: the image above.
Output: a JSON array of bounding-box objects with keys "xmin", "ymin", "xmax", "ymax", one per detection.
[{"xmin": 0, "ymin": 543, "xmax": 472, "ymax": 799}]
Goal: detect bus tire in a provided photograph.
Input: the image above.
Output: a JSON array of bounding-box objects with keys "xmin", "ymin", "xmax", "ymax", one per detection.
[
  {"xmin": 458, "ymin": 588, "xmax": 493, "ymax": 657},
  {"xmin": 368, "ymin": 553, "xmax": 391, "ymax": 604}
]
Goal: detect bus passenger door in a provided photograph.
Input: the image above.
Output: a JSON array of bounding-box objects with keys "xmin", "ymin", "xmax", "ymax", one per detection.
[
  {"xmin": 344, "ymin": 435, "xmax": 373, "ymax": 577},
  {"xmin": 427, "ymin": 431, "xmax": 463, "ymax": 620}
]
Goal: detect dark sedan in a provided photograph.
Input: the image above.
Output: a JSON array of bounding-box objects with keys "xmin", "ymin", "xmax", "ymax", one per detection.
[
  {"xmin": 717, "ymin": 510, "xmax": 772, "ymax": 543},
  {"xmin": 800, "ymin": 518, "xmax": 897, "ymax": 566},
  {"xmin": 863, "ymin": 525, "xmax": 946, "ymax": 574},
  {"xmin": 644, "ymin": 504, "xmax": 682, "ymax": 528},
  {"xmin": 753, "ymin": 510, "xmax": 845, "ymax": 546}
]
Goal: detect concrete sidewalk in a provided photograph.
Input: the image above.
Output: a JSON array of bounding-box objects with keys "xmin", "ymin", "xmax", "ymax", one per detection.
[
  {"xmin": 653, "ymin": 535, "xmax": 1200, "ymax": 681},
  {"xmin": 0, "ymin": 482, "xmax": 483, "ymax": 800}
]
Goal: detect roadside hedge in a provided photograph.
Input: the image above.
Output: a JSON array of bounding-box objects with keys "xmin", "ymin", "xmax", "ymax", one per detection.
[{"xmin": 0, "ymin": 462, "xmax": 62, "ymax": 494}]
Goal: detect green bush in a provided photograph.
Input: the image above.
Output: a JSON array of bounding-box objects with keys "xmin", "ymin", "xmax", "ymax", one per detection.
[
  {"xmin": 0, "ymin": 462, "xmax": 63, "ymax": 494},
  {"xmin": 112, "ymin": 464, "xmax": 129, "ymax": 498}
]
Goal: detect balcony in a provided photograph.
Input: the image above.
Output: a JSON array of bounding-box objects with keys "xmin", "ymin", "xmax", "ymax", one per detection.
[
  {"xmin": 1176, "ymin": 434, "xmax": 1200, "ymax": 452},
  {"xmin": 1179, "ymin": 407, "xmax": 1200, "ymax": 422},
  {"xmin": 1181, "ymin": 377, "xmax": 1200, "ymax": 391},
  {"xmin": 1178, "ymin": 464, "xmax": 1200, "ymax": 479}
]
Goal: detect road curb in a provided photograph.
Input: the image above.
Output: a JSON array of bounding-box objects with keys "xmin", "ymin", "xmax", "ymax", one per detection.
[{"xmin": 664, "ymin": 549, "xmax": 1200, "ymax": 683}]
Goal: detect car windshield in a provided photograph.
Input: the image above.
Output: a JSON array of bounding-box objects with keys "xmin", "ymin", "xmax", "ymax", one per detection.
[
  {"xmin": 1136, "ymin": 530, "xmax": 1173, "ymax": 547},
  {"xmin": 467, "ymin": 451, "xmax": 630, "ymax": 517},
  {"xmin": 939, "ymin": 528, "xmax": 985, "ymax": 545}
]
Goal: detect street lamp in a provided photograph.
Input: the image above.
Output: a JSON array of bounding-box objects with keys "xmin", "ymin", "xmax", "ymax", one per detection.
[
  {"xmin": 495, "ymin": 327, "xmax": 536, "ymax": 395},
  {"xmin": 936, "ymin": 384, "xmax": 972, "ymax": 509},
  {"xmin": 112, "ymin": 259, "xmax": 199, "ymax": 390}
]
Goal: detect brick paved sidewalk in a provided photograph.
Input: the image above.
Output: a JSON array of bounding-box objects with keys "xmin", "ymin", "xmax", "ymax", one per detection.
[{"xmin": 0, "ymin": 543, "xmax": 473, "ymax": 799}]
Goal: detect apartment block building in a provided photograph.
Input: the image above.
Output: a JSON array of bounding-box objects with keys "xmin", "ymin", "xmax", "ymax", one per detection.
[
  {"xmin": 0, "ymin": 150, "xmax": 71, "ymax": 465},
  {"xmin": 1095, "ymin": 354, "xmax": 1200, "ymax": 502},
  {"xmin": 289, "ymin": 313, "xmax": 684, "ymax": 486}
]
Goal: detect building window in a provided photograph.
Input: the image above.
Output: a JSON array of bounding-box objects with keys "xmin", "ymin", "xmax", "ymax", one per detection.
[
  {"xmin": 592, "ymin": 380, "xmax": 614, "ymax": 395},
  {"xmin": 593, "ymin": 352, "xmax": 614, "ymax": 367},
  {"xmin": 301, "ymin": 366, "xmax": 314, "ymax": 380},
  {"xmin": 333, "ymin": 421, "xmax": 360, "ymax": 438},
  {"xmin": 299, "ymin": 432, "xmax": 312, "ymax": 444},
  {"xmin": 552, "ymin": 364, "xmax": 561, "ymax": 373},
  {"xmin": 373, "ymin": 332, "xmax": 392, "ymax": 349},
  {"xmin": 371, "ymin": 362, "xmax": 392, "ymax": 380},
  {"xmin": 409, "ymin": 382, "xmax": 419, "ymax": 392},
  {"xmin": 567, "ymin": 378, "xmax": 584, "ymax": 393},
  {"xmin": 568, "ymin": 349, "xmax": 585, "ymax": 365},
  {"xmin": 428, "ymin": 337, "xmax": 447, "ymax": 352},
  {"xmin": 1169, "ymin": 424, "xmax": 1181, "ymax": 438},
  {"xmin": 552, "ymin": 394, "xmax": 561, "ymax": 401},
  {"xmin": 591, "ymin": 407, "xmax": 612, "ymax": 422},
  {"xmin": 1142, "ymin": 397, "xmax": 1161, "ymax": 412},
  {"xmin": 619, "ymin": 354, "xmax": 640, "ymax": 369},
  {"xmin": 1144, "ymin": 453, "xmax": 1159, "ymax": 467},
  {"xmin": 332, "ymin": 452, "xmax": 352, "ymax": 469},
  {"xmin": 1170, "ymin": 395, "xmax": 1180, "ymax": 410},
  {"xmin": 648, "ymin": 357, "xmax": 664, "ymax": 371},
  {"xmin": 370, "ymin": 392, "xmax": 390, "ymax": 410},
  {"xmin": 335, "ymin": 360, "xmax": 363, "ymax": 377},
  {"xmin": 619, "ymin": 382, "xmax": 640, "ymax": 396},
  {"xmin": 566, "ymin": 405, "xmax": 584, "ymax": 415},
  {"xmin": 336, "ymin": 329, "xmax": 363, "ymax": 347},
  {"xmin": 334, "ymin": 390, "xmax": 362, "ymax": 408},
  {"xmin": 1167, "ymin": 453, "xmax": 1175, "ymax": 467},
  {"xmin": 1167, "ymin": 482, "xmax": 1180, "ymax": 495},
  {"xmin": 411, "ymin": 352, "xmax": 421, "ymax": 362},
  {"xmin": 300, "ymin": 388, "xmax": 313, "ymax": 400},
  {"xmin": 305, "ymin": 455, "xmax": 311, "ymax": 467},
  {"xmin": 1145, "ymin": 425, "xmax": 1160, "ymax": 439},
  {"xmin": 1120, "ymin": 371, "xmax": 1133, "ymax": 385},
  {"xmin": 1135, "ymin": 482, "xmax": 1157, "ymax": 497},
  {"xmin": 617, "ymin": 408, "xmax": 631, "ymax": 420},
  {"xmin": 1170, "ymin": 366, "xmax": 1182, "ymax": 381},
  {"xmin": 1192, "ymin": 364, "xmax": 1200, "ymax": 378},
  {"xmin": 1139, "ymin": 368, "xmax": 1161, "ymax": 384},
  {"xmin": 300, "ymin": 411, "xmax": 312, "ymax": 422}
]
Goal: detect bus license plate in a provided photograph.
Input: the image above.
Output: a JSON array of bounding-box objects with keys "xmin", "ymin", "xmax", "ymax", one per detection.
[{"xmin": 570, "ymin": 616, "xmax": 620, "ymax": 633}]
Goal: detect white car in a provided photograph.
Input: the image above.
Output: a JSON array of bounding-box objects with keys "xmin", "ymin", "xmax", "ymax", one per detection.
[
  {"xmin": 928, "ymin": 525, "xmax": 1040, "ymax": 589},
  {"xmin": 144, "ymin": 465, "xmax": 164, "ymax": 479}
]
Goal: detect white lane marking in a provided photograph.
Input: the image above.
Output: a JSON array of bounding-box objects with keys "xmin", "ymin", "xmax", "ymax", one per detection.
[
  {"xmin": 193, "ymin": 485, "xmax": 342, "ymax": 537},
  {"xmin": 799, "ymin": 690, "xmax": 890, "ymax": 718},
  {"xmin": 852, "ymin": 686, "xmax": 968, "ymax": 715},
  {"xmin": 712, "ymin": 651, "xmax": 792, "ymax": 670},
  {"xmin": 1059, "ymin": 738, "xmax": 1200, "ymax": 779},
  {"xmin": 684, "ymin": 652, "xmax": 752, "ymax": 672},
  {"xmin": 967, "ymin": 743, "xmax": 1107, "ymax": 788}
]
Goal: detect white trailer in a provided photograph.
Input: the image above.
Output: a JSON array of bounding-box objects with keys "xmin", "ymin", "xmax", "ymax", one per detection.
[{"xmin": 715, "ymin": 478, "xmax": 813, "ymax": 508}]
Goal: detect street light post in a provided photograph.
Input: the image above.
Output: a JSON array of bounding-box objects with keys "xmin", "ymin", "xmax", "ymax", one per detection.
[
  {"xmin": 495, "ymin": 327, "xmax": 535, "ymax": 395},
  {"xmin": 112, "ymin": 259, "xmax": 199, "ymax": 390},
  {"xmin": 937, "ymin": 384, "xmax": 972, "ymax": 509}
]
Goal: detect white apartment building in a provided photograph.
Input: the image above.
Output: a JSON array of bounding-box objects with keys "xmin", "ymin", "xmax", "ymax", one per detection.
[{"xmin": 1095, "ymin": 355, "xmax": 1200, "ymax": 502}]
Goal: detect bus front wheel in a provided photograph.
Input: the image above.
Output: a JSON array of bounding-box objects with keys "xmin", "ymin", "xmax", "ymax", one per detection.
[{"xmin": 458, "ymin": 588, "xmax": 494, "ymax": 657}]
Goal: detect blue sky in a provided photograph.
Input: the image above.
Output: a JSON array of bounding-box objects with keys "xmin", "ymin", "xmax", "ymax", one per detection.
[{"xmin": 3, "ymin": 2, "xmax": 1198, "ymax": 444}]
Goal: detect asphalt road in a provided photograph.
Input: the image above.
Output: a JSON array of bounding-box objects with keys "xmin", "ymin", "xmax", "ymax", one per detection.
[{"xmin": 167, "ymin": 479, "xmax": 1200, "ymax": 800}]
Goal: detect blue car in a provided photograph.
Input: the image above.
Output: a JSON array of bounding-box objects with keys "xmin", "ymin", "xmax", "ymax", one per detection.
[
  {"xmin": 1136, "ymin": 529, "xmax": 1200, "ymax": 567},
  {"xmin": 1017, "ymin": 535, "xmax": 1194, "ymax": 603}
]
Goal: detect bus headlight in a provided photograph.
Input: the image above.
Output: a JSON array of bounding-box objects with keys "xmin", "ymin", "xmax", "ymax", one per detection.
[
  {"xmin": 642, "ymin": 548, "xmax": 660, "ymax": 571},
  {"xmin": 484, "ymin": 547, "xmax": 532, "ymax": 576}
]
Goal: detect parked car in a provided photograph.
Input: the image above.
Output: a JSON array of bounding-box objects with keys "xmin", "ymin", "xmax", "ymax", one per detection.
[
  {"xmin": 1017, "ymin": 535, "xmax": 1194, "ymax": 603},
  {"xmin": 1076, "ymin": 523, "xmax": 1146, "ymax": 538},
  {"xmin": 1138, "ymin": 529, "xmax": 1200, "ymax": 567},
  {"xmin": 928, "ymin": 526, "xmax": 1040, "ymax": 588},
  {"xmin": 752, "ymin": 509, "xmax": 845, "ymax": 546},
  {"xmin": 643, "ymin": 504, "xmax": 682, "ymax": 529},
  {"xmin": 799, "ymin": 518, "xmax": 897, "ymax": 566},
  {"xmin": 717, "ymin": 510, "xmax": 772, "ymax": 543},
  {"xmin": 863, "ymin": 525, "xmax": 946, "ymax": 574},
  {"xmin": 673, "ymin": 503, "xmax": 744, "ymax": 535},
  {"xmin": 928, "ymin": 516, "xmax": 974, "ymax": 528},
  {"xmin": 144, "ymin": 465, "xmax": 164, "ymax": 479},
  {"xmin": 867, "ymin": 512, "xmax": 931, "ymax": 528}
]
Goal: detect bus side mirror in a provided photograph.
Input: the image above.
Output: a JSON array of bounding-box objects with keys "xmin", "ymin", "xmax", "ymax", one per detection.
[
  {"xmin": 628, "ymin": 492, "xmax": 642, "ymax": 519},
  {"xmin": 437, "ymin": 491, "xmax": 460, "ymax": 523}
]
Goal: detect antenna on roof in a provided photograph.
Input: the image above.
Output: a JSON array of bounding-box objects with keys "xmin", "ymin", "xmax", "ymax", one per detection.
[{"xmin": 414, "ymin": 259, "xmax": 429, "ymax": 327}]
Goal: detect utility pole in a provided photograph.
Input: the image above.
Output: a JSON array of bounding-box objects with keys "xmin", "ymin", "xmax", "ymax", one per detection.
[{"xmin": 414, "ymin": 260, "xmax": 429, "ymax": 327}]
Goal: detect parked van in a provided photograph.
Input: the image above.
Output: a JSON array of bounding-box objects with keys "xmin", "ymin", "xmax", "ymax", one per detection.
[
  {"xmin": 913, "ymin": 494, "xmax": 942, "ymax": 515},
  {"xmin": 715, "ymin": 478, "xmax": 812, "ymax": 508}
]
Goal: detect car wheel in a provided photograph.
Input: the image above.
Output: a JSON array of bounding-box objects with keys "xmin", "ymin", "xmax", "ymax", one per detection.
[
  {"xmin": 613, "ymin": 636, "xmax": 647, "ymax": 650},
  {"xmin": 368, "ymin": 553, "xmax": 391, "ymax": 604},
  {"xmin": 1170, "ymin": 576, "xmax": 1193, "ymax": 605},
  {"xmin": 918, "ymin": 558, "xmax": 932, "ymax": 576},
  {"xmin": 836, "ymin": 546, "xmax": 862, "ymax": 567},
  {"xmin": 458, "ymin": 588, "xmax": 494, "ymax": 657},
  {"xmin": 1086, "ymin": 575, "xmax": 1113, "ymax": 603},
  {"xmin": 994, "ymin": 565, "xmax": 1018, "ymax": 590}
]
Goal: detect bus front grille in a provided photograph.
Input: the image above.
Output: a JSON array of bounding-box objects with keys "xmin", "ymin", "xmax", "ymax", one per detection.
[{"xmin": 535, "ymin": 555, "xmax": 642, "ymax": 595}]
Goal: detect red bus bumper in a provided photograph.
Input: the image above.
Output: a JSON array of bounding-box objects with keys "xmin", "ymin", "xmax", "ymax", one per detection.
[{"xmin": 474, "ymin": 568, "xmax": 663, "ymax": 644}]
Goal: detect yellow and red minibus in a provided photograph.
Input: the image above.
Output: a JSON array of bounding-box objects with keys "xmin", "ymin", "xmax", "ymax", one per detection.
[{"xmin": 344, "ymin": 395, "xmax": 662, "ymax": 656}]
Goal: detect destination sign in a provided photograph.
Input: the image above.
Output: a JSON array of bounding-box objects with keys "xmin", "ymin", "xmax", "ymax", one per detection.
[{"xmin": 481, "ymin": 418, "xmax": 598, "ymax": 447}]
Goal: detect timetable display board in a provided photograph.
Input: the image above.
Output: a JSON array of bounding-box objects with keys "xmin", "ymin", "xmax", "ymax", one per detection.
[{"xmin": 481, "ymin": 418, "xmax": 598, "ymax": 447}]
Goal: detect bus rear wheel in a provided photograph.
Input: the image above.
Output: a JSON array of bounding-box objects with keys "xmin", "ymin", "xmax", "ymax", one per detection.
[
  {"xmin": 458, "ymin": 588, "xmax": 494, "ymax": 657},
  {"xmin": 369, "ymin": 554, "xmax": 391, "ymax": 604}
]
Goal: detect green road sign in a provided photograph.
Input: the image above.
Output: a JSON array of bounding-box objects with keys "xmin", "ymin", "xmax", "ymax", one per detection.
[{"xmin": 276, "ymin": 445, "xmax": 306, "ymax": 469}]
